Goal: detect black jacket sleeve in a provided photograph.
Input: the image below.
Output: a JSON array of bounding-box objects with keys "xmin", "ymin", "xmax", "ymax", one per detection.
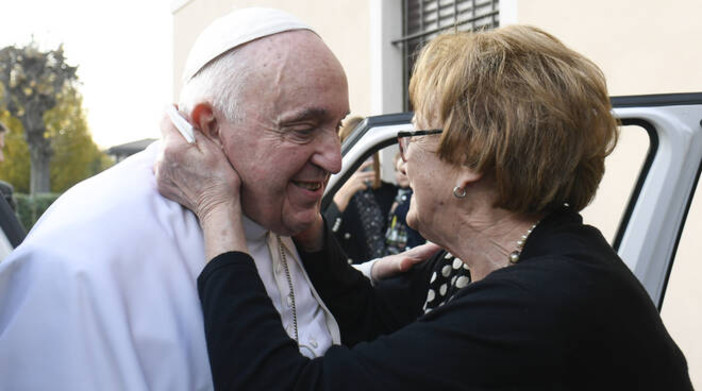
[
  {"xmin": 297, "ymin": 222, "xmax": 431, "ymax": 346},
  {"xmin": 197, "ymin": 209, "xmax": 693, "ymax": 391},
  {"xmin": 322, "ymin": 201, "xmax": 343, "ymax": 232},
  {"xmin": 198, "ymin": 252, "xmax": 563, "ymax": 391}
]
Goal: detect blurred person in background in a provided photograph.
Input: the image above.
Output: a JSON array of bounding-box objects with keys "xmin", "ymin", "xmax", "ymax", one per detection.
[
  {"xmin": 324, "ymin": 116, "xmax": 398, "ymax": 263},
  {"xmin": 384, "ymin": 151, "xmax": 425, "ymax": 254}
]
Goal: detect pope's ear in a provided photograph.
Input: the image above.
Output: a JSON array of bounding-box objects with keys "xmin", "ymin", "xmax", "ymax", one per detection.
[{"xmin": 190, "ymin": 103, "xmax": 222, "ymax": 146}]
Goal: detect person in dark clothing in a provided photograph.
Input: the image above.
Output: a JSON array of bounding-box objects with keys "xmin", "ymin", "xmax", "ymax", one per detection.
[
  {"xmin": 157, "ymin": 25, "xmax": 693, "ymax": 390},
  {"xmin": 324, "ymin": 116, "xmax": 398, "ymax": 263},
  {"xmin": 384, "ymin": 152, "xmax": 425, "ymax": 254},
  {"xmin": 0, "ymin": 180, "xmax": 16, "ymax": 212}
]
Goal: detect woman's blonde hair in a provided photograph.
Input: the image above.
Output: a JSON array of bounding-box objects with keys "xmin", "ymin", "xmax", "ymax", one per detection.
[{"xmin": 409, "ymin": 25, "xmax": 618, "ymax": 214}]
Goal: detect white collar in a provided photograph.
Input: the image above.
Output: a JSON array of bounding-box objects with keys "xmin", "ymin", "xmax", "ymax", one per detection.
[{"xmin": 243, "ymin": 215, "xmax": 268, "ymax": 244}]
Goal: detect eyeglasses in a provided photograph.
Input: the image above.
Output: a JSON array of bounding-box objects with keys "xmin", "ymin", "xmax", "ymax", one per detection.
[{"xmin": 397, "ymin": 129, "xmax": 443, "ymax": 162}]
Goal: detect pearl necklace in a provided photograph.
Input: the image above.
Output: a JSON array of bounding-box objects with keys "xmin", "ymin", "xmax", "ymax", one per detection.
[
  {"xmin": 508, "ymin": 221, "xmax": 540, "ymax": 265},
  {"xmin": 277, "ymin": 235, "xmax": 299, "ymax": 344}
]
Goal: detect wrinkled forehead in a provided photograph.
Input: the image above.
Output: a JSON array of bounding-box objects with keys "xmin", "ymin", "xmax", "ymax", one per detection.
[
  {"xmin": 241, "ymin": 30, "xmax": 337, "ymax": 70},
  {"xmin": 238, "ymin": 31, "xmax": 348, "ymax": 109}
]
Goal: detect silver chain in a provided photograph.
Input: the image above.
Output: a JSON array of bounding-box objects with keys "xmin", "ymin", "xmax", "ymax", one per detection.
[{"xmin": 277, "ymin": 235, "xmax": 298, "ymax": 344}]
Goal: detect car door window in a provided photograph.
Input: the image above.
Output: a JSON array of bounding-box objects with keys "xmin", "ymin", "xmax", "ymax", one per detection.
[{"xmin": 580, "ymin": 124, "xmax": 651, "ymax": 243}]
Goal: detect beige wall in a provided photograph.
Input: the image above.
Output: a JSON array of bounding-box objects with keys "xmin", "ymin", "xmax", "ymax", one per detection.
[
  {"xmin": 172, "ymin": 0, "xmax": 373, "ymax": 119},
  {"xmin": 507, "ymin": 0, "xmax": 702, "ymax": 95},
  {"xmin": 507, "ymin": 1, "xmax": 702, "ymax": 386}
]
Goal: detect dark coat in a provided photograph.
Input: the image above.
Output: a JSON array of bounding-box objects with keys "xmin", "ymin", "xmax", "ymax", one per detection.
[
  {"xmin": 323, "ymin": 182, "xmax": 397, "ymax": 264},
  {"xmin": 0, "ymin": 183, "xmax": 25, "ymax": 247},
  {"xmin": 197, "ymin": 207, "xmax": 693, "ymax": 390}
]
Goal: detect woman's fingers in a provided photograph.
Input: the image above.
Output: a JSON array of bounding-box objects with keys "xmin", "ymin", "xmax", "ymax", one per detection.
[
  {"xmin": 154, "ymin": 107, "xmax": 242, "ymax": 221},
  {"xmin": 371, "ymin": 242, "xmax": 441, "ymax": 280}
]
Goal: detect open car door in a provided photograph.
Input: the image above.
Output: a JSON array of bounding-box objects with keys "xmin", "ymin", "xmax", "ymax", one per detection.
[{"xmin": 323, "ymin": 92, "xmax": 702, "ymax": 309}]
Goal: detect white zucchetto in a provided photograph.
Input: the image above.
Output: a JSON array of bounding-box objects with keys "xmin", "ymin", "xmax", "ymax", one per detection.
[{"xmin": 182, "ymin": 7, "xmax": 314, "ymax": 82}]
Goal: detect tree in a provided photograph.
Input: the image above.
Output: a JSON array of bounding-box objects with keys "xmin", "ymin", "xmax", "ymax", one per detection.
[
  {"xmin": 46, "ymin": 87, "xmax": 112, "ymax": 193},
  {"xmin": 0, "ymin": 42, "xmax": 78, "ymax": 194},
  {"xmin": 0, "ymin": 43, "xmax": 112, "ymax": 195},
  {"xmin": 0, "ymin": 92, "xmax": 112, "ymax": 194}
]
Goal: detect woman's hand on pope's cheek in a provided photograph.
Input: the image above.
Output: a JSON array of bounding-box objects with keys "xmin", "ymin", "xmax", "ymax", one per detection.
[
  {"xmin": 154, "ymin": 111, "xmax": 242, "ymax": 223},
  {"xmin": 155, "ymin": 111, "xmax": 248, "ymax": 259}
]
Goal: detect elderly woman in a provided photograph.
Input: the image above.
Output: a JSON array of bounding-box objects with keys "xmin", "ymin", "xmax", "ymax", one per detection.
[{"xmin": 157, "ymin": 25, "xmax": 691, "ymax": 390}]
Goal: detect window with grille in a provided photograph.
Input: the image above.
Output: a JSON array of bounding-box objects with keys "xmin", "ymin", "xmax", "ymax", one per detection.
[{"xmin": 394, "ymin": 0, "xmax": 500, "ymax": 110}]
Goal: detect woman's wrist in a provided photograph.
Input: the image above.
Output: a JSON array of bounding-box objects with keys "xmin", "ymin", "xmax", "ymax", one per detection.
[
  {"xmin": 200, "ymin": 202, "xmax": 248, "ymax": 262},
  {"xmin": 332, "ymin": 191, "xmax": 351, "ymax": 212}
]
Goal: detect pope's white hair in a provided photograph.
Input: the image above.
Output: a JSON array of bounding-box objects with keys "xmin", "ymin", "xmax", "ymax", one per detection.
[{"xmin": 178, "ymin": 48, "xmax": 249, "ymax": 123}]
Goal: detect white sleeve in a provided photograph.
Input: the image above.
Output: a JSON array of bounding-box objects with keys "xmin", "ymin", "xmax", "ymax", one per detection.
[
  {"xmin": 0, "ymin": 232, "xmax": 12, "ymax": 262},
  {"xmin": 0, "ymin": 145, "xmax": 213, "ymax": 391},
  {"xmin": 352, "ymin": 257, "xmax": 379, "ymax": 285},
  {"xmin": 0, "ymin": 239, "xmax": 212, "ymax": 391}
]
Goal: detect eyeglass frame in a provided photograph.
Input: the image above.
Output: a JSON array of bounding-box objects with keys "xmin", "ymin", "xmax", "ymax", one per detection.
[{"xmin": 397, "ymin": 129, "xmax": 443, "ymax": 162}]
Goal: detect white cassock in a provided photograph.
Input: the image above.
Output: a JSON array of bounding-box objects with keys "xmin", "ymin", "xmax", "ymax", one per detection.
[{"xmin": 0, "ymin": 143, "xmax": 341, "ymax": 390}]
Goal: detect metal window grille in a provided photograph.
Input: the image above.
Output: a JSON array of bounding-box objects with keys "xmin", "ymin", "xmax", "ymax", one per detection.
[{"xmin": 394, "ymin": 0, "xmax": 500, "ymax": 110}]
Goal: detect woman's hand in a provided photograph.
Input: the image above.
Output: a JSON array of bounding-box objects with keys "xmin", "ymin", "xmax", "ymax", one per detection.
[
  {"xmin": 332, "ymin": 160, "xmax": 375, "ymax": 212},
  {"xmin": 154, "ymin": 109, "xmax": 248, "ymax": 260},
  {"xmin": 371, "ymin": 242, "xmax": 441, "ymax": 280}
]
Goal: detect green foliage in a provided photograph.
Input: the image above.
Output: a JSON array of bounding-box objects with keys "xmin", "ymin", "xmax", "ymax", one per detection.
[
  {"xmin": 0, "ymin": 93, "xmax": 112, "ymax": 194},
  {"xmin": 15, "ymin": 192, "xmax": 60, "ymax": 231},
  {"xmin": 0, "ymin": 42, "xmax": 81, "ymax": 194},
  {"xmin": 0, "ymin": 42, "xmax": 77, "ymax": 119},
  {"xmin": 0, "ymin": 111, "xmax": 30, "ymax": 192},
  {"xmin": 45, "ymin": 87, "xmax": 113, "ymax": 192}
]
